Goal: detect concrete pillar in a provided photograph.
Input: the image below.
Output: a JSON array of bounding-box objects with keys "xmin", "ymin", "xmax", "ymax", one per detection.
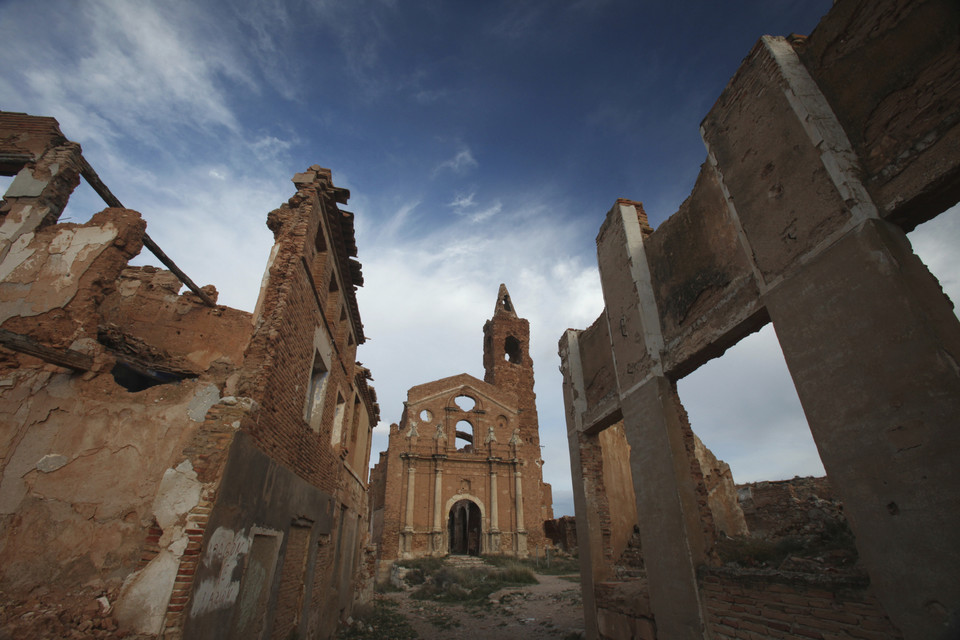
[
  {"xmin": 763, "ymin": 218, "xmax": 960, "ymax": 638},
  {"xmin": 699, "ymin": 35, "xmax": 960, "ymax": 638},
  {"xmin": 621, "ymin": 376, "xmax": 710, "ymax": 639},
  {"xmin": 596, "ymin": 200, "xmax": 710, "ymax": 640},
  {"xmin": 559, "ymin": 329, "xmax": 603, "ymax": 640}
]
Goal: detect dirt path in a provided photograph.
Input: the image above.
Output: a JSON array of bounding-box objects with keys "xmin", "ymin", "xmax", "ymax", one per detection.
[{"xmin": 378, "ymin": 574, "xmax": 584, "ymax": 639}]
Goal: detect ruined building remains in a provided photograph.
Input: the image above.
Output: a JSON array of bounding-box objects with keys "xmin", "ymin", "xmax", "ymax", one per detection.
[
  {"xmin": 369, "ymin": 285, "xmax": 553, "ymax": 577},
  {"xmin": 559, "ymin": 0, "xmax": 960, "ymax": 639},
  {"xmin": 0, "ymin": 111, "xmax": 380, "ymax": 639}
]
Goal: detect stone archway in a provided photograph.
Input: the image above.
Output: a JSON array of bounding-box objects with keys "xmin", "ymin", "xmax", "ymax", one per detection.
[{"xmin": 447, "ymin": 499, "xmax": 482, "ymax": 556}]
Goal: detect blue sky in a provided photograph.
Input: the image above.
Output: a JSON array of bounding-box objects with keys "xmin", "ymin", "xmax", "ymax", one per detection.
[{"xmin": 2, "ymin": 0, "xmax": 957, "ymax": 517}]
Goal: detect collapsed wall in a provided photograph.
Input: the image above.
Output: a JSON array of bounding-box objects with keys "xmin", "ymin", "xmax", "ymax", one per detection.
[{"xmin": 0, "ymin": 113, "xmax": 379, "ymax": 639}]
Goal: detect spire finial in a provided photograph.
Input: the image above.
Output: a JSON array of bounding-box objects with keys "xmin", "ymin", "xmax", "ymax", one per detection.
[{"xmin": 495, "ymin": 283, "xmax": 517, "ymax": 317}]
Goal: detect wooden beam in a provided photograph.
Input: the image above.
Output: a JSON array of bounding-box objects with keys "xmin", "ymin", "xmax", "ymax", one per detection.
[
  {"xmin": 78, "ymin": 157, "xmax": 218, "ymax": 308},
  {"xmin": 0, "ymin": 329, "xmax": 94, "ymax": 371},
  {"xmin": 0, "ymin": 152, "xmax": 34, "ymax": 176}
]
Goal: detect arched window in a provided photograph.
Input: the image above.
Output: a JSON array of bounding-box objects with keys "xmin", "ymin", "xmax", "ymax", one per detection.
[{"xmin": 455, "ymin": 420, "xmax": 474, "ymax": 452}]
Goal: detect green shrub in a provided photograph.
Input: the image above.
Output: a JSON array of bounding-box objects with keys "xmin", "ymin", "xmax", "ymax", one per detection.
[
  {"xmin": 409, "ymin": 561, "xmax": 537, "ymax": 604},
  {"xmin": 482, "ymin": 553, "xmax": 580, "ymax": 576}
]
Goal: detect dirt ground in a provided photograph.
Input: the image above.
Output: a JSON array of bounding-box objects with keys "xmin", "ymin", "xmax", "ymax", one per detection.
[{"xmin": 369, "ymin": 573, "xmax": 584, "ymax": 640}]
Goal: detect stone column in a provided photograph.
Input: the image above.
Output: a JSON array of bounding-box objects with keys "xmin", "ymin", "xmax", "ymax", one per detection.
[
  {"xmin": 404, "ymin": 465, "xmax": 416, "ymax": 530},
  {"xmin": 559, "ymin": 329, "xmax": 604, "ymax": 640},
  {"xmin": 433, "ymin": 467, "xmax": 443, "ymax": 531},
  {"xmin": 432, "ymin": 456, "xmax": 445, "ymax": 553},
  {"xmin": 402, "ymin": 462, "xmax": 416, "ymax": 555},
  {"xmin": 489, "ymin": 469, "xmax": 499, "ymax": 531},
  {"xmin": 514, "ymin": 466, "xmax": 527, "ymax": 555}
]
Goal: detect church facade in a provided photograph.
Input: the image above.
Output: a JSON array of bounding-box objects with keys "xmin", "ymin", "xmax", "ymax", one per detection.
[{"xmin": 369, "ymin": 285, "xmax": 553, "ymax": 576}]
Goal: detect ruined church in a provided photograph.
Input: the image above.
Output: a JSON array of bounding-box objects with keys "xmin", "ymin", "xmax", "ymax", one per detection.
[{"xmin": 369, "ymin": 285, "xmax": 553, "ymax": 577}]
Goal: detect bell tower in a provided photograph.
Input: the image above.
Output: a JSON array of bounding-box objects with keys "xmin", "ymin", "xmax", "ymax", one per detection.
[{"xmin": 483, "ymin": 284, "xmax": 539, "ymax": 445}]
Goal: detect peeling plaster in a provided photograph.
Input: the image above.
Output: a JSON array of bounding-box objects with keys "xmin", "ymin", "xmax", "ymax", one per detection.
[
  {"xmin": 115, "ymin": 548, "xmax": 180, "ymax": 635},
  {"xmin": 153, "ymin": 460, "xmax": 201, "ymax": 532},
  {"xmin": 188, "ymin": 384, "xmax": 221, "ymax": 422},
  {"xmin": 115, "ymin": 459, "xmax": 203, "ymax": 634}
]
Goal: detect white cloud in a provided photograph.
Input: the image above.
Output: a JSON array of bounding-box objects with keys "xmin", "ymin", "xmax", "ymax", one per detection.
[
  {"xmin": 470, "ymin": 201, "xmax": 502, "ymax": 224},
  {"xmin": 434, "ymin": 146, "xmax": 478, "ymax": 176},
  {"xmin": 449, "ymin": 192, "xmax": 477, "ymax": 210}
]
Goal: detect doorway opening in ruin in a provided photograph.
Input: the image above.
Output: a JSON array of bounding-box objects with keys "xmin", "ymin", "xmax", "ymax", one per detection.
[{"xmin": 447, "ymin": 499, "xmax": 481, "ymax": 556}]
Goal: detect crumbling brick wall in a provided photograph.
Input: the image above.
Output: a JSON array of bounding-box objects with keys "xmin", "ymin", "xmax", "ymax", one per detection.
[
  {"xmin": 737, "ymin": 476, "xmax": 841, "ymax": 540},
  {"xmin": 700, "ymin": 569, "xmax": 902, "ymax": 640},
  {"xmin": 1, "ymin": 115, "xmax": 380, "ymax": 640},
  {"xmin": 544, "ymin": 515, "xmax": 578, "ymax": 553}
]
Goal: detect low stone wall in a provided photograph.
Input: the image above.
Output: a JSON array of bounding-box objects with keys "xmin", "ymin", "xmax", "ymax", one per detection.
[{"xmin": 700, "ymin": 567, "xmax": 902, "ymax": 639}]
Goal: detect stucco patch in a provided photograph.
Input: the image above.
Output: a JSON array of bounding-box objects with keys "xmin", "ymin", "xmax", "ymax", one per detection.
[
  {"xmin": 188, "ymin": 384, "xmax": 220, "ymax": 422},
  {"xmin": 152, "ymin": 460, "xmax": 201, "ymax": 532},
  {"xmin": 36, "ymin": 454, "xmax": 68, "ymax": 473}
]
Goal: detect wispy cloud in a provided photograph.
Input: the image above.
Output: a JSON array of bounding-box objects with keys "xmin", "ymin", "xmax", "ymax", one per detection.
[
  {"xmin": 434, "ymin": 146, "xmax": 478, "ymax": 176},
  {"xmin": 449, "ymin": 192, "xmax": 477, "ymax": 210},
  {"xmin": 469, "ymin": 201, "xmax": 502, "ymax": 224},
  {"xmin": 0, "ymin": 0, "xmax": 253, "ymax": 155}
]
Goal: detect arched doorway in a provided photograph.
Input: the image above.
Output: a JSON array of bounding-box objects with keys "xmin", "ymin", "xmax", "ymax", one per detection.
[{"xmin": 447, "ymin": 499, "xmax": 482, "ymax": 555}]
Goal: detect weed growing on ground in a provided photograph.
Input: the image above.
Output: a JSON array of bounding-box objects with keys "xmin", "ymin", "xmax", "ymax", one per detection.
[
  {"xmin": 336, "ymin": 598, "xmax": 417, "ymax": 639},
  {"xmin": 410, "ymin": 561, "xmax": 537, "ymax": 604},
  {"xmin": 483, "ymin": 553, "xmax": 581, "ymax": 576}
]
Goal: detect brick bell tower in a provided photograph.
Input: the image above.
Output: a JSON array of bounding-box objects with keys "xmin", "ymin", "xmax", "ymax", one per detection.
[{"xmin": 483, "ymin": 284, "xmax": 540, "ymax": 449}]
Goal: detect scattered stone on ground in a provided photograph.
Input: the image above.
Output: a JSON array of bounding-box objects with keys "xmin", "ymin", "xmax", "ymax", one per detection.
[{"xmin": 342, "ymin": 573, "xmax": 584, "ymax": 640}]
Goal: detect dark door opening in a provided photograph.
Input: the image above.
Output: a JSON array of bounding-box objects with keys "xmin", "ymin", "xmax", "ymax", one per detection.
[{"xmin": 447, "ymin": 499, "xmax": 481, "ymax": 555}]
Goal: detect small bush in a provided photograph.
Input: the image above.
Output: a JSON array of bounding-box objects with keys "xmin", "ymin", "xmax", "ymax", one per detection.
[{"xmin": 410, "ymin": 561, "xmax": 537, "ymax": 604}]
